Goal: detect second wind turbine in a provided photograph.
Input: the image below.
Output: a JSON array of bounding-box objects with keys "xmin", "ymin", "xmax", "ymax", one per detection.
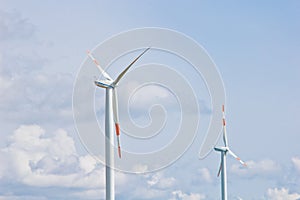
[{"xmin": 214, "ymin": 105, "xmax": 247, "ymax": 200}]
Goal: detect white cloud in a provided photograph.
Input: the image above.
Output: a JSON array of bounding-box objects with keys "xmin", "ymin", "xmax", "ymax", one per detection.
[
  {"xmin": 159, "ymin": 176, "xmax": 177, "ymax": 189},
  {"xmin": 231, "ymin": 159, "xmax": 281, "ymax": 178},
  {"xmin": 147, "ymin": 172, "xmax": 176, "ymax": 189},
  {"xmin": 198, "ymin": 167, "xmax": 212, "ymax": 183},
  {"xmin": 292, "ymin": 157, "xmax": 300, "ymax": 173},
  {"xmin": 72, "ymin": 189, "xmax": 105, "ymax": 200},
  {"xmin": 118, "ymin": 81, "xmax": 177, "ymax": 126},
  {"xmin": 0, "ymin": 10, "xmax": 35, "ymax": 41},
  {"xmin": 121, "ymin": 171, "xmax": 178, "ymax": 199},
  {"xmin": 128, "ymin": 83, "xmax": 174, "ymax": 110},
  {"xmin": 0, "ymin": 75, "xmax": 12, "ymax": 95},
  {"xmin": 266, "ymin": 188, "xmax": 300, "ymax": 200},
  {"xmin": 0, "ymin": 10, "xmax": 73, "ymax": 129},
  {"xmin": 115, "ymin": 170, "xmax": 128, "ymax": 187},
  {"xmin": 0, "ymin": 195, "xmax": 47, "ymax": 200},
  {"xmin": 132, "ymin": 164, "xmax": 149, "ymax": 173},
  {"xmin": 133, "ymin": 187, "xmax": 167, "ymax": 199},
  {"xmin": 79, "ymin": 154, "xmax": 97, "ymax": 173},
  {"xmin": 0, "ymin": 71, "xmax": 73, "ymax": 125},
  {"xmin": 170, "ymin": 190, "xmax": 205, "ymax": 200},
  {"xmin": 0, "ymin": 125, "xmax": 106, "ymax": 189},
  {"xmin": 22, "ymin": 168, "xmax": 105, "ymax": 188}
]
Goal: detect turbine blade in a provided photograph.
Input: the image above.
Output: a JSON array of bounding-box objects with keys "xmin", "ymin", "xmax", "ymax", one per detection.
[
  {"xmin": 87, "ymin": 50, "xmax": 112, "ymax": 81},
  {"xmin": 113, "ymin": 89, "xmax": 121, "ymax": 158},
  {"xmin": 113, "ymin": 47, "xmax": 150, "ymax": 85},
  {"xmin": 222, "ymin": 105, "xmax": 228, "ymax": 147},
  {"xmin": 228, "ymin": 149, "xmax": 247, "ymax": 167},
  {"xmin": 217, "ymin": 159, "xmax": 223, "ymax": 177},
  {"xmin": 112, "ymin": 89, "xmax": 119, "ymax": 124}
]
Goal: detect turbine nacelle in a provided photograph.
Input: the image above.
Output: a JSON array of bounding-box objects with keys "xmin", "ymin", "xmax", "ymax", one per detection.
[
  {"xmin": 214, "ymin": 146, "xmax": 228, "ymax": 153},
  {"xmin": 94, "ymin": 80, "xmax": 114, "ymax": 88}
]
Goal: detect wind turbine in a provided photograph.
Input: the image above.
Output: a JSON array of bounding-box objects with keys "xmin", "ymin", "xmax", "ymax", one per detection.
[
  {"xmin": 87, "ymin": 48, "xmax": 150, "ymax": 200},
  {"xmin": 214, "ymin": 105, "xmax": 246, "ymax": 200}
]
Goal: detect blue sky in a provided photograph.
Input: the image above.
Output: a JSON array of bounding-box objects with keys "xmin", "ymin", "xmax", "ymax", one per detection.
[{"xmin": 0, "ymin": 1, "xmax": 300, "ymax": 199}]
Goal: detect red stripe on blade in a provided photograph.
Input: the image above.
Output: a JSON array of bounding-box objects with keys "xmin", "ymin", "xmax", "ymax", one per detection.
[{"xmin": 115, "ymin": 123, "xmax": 120, "ymax": 136}]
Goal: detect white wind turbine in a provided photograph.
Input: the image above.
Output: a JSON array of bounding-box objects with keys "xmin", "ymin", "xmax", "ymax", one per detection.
[
  {"xmin": 214, "ymin": 105, "xmax": 247, "ymax": 200},
  {"xmin": 87, "ymin": 48, "xmax": 150, "ymax": 200}
]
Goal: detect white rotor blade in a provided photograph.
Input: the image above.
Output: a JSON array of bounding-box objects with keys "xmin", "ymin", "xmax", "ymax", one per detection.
[
  {"xmin": 112, "ymin": 89, "xmax": 119, "ymax": 124},
  {"xmin": 228, "ymin": 149, "xmax": 247, "ymax": 167},
  {"xmin": 87, "ymin": 50, "xmax": 112, "ymax": 81},
  {"xmin": 112, "ymin": 88, "xmax": 121, "ymax": 158},
  {"xmin": 217, "ymin": 159, "xmax": 223, "ymax": 177},
  {"xmin": 113, "ymin": 47, "xmax": 150, "ymax": 85},
  {"xmin": 222, "ymin": 105, "xmax": 228, "ymax": 147}
]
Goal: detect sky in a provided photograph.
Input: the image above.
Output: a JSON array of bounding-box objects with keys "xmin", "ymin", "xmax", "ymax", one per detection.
[{"xmin": 0, "ymin": 1, "xmax": 300, "ymax": 200}]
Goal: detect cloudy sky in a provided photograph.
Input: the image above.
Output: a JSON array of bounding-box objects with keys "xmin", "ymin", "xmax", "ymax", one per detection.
[{"xmin": 0, "ymin": 1, "xmax": 300, "ymax": 200}]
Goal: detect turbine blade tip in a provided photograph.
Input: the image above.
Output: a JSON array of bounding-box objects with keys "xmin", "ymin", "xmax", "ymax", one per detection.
[{"xmin": 118, "ymin": 146, "xmax": 122, "ymax": 158}]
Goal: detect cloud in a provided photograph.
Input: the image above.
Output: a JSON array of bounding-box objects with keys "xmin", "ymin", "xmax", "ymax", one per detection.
[
  {"xmin": 0, "ymin": 125, "xmax": 106, "ymax": 190},
  {"xmin": 230, "ymin": 159, "xmax": 281, "ymax": 178},
  {"xmin": 0, "ymin": 71, "xmax": 74, "ymax": 131},
  {"xmin": 132, "ymin": 187, "xmax": 167, "ymax": 199},
  {"xmin": 147, "ymin": 172, "xmax": 176, "ymax": 189},
  {"xmin": 124, "ymin": 171, "xmax": 176, "ymax": 199},
  {"xmin": 0, "ymin": 124, "xmax": 186, "ymax": 200},
  {"xmin": 0, "ymin": 10, "xmax": 35, "ymax": 41},
  {"xmin": 128, "ymin": 83, "xmax": 175, "ymax": 110},
  {"xmin": 0, "ymin": 10, "xmax": 73, "ymax": 129},
  {"xmin": 0, "ymin": 195, "xmax": 47, "ymax": 200},
  {"xmin": 132, "ymin": 164, "xmax": 149, "ymax": 173},
  {"xmin": 0, "ymin": 75, "xmax": 12, "ymax": 95},
  {"xmin": 197, "ymin": 167, "xmax": 212, "ymax": 183},
  {"xmin": 266, "ymin": 188, "xmax": 300, "ymax": 200},
  {"xmin": 79, "ymin": 155, "xmax": 97, "ymax": 174},
  {"xmin": 0, "ymin": 71, "xmax": 73, "ymax": 125},
  {"xmin": 72, "ymin": 189, "xmax": 105, "ymax": 200},
  {"xmin": 292, "ymin": 157, "xmax": 300, "ymax": 173},
  {"xmin": 170, "ymin": 190, "xmax": 205, "ymax": 200},
  {"xmin": 115, "ymin": 170, "xmax": 181, "ymax": 199}
]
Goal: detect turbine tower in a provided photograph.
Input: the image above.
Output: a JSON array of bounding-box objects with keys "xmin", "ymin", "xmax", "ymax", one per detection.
[
  {"xmin": 87, "ymin": 48, "xmax": 150, "ymax": 200},
  {"xmin": 214, "ymin": 105, "xmax": 246, "ymax": 200}
]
